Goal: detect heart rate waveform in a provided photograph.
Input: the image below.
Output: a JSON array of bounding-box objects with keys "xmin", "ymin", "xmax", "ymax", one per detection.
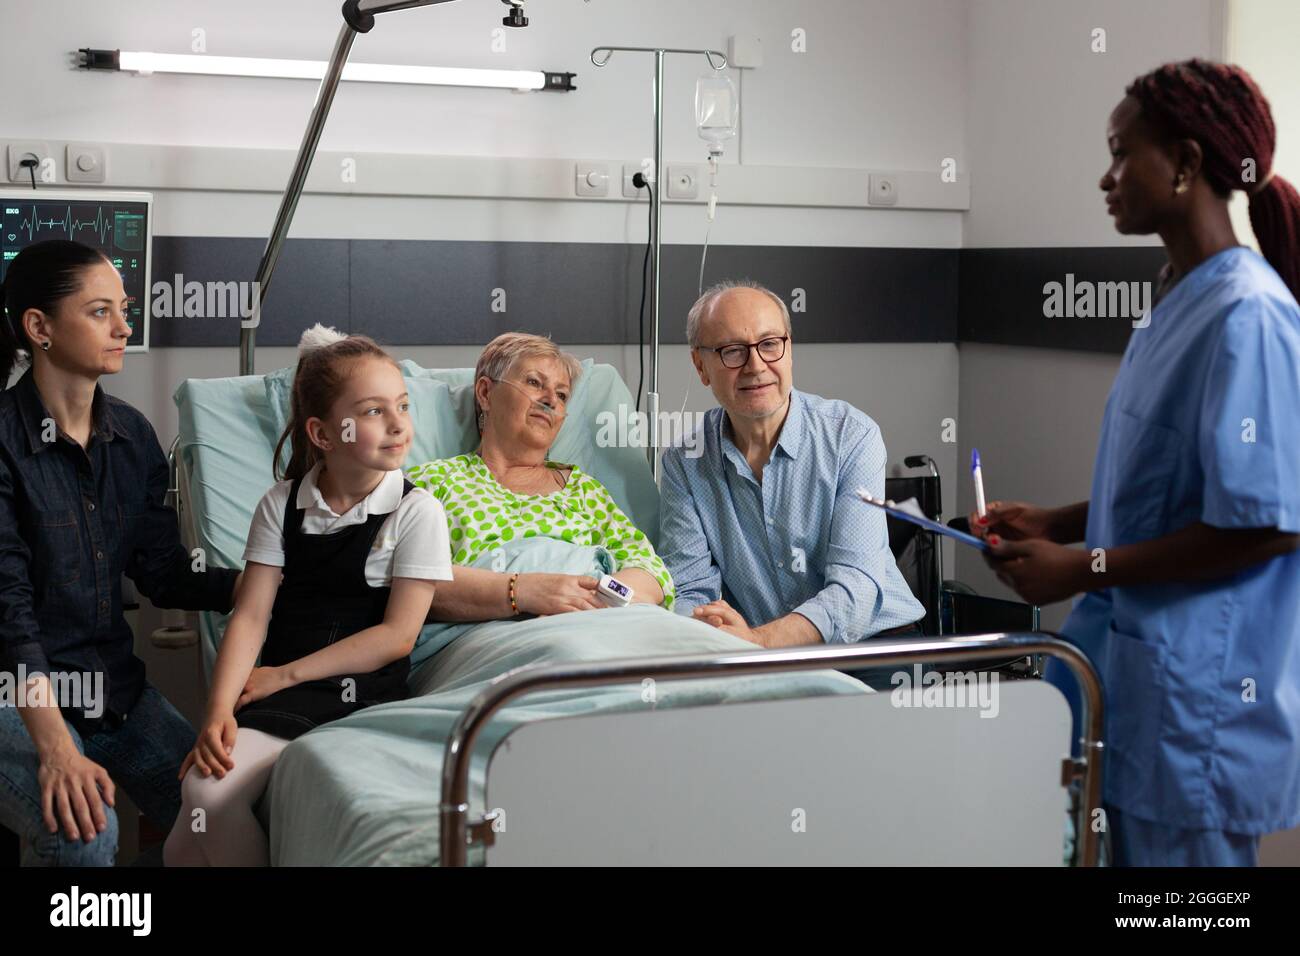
[{"xmin": 4, "ymin": 203, "xmax": 142, "ymax": 248}]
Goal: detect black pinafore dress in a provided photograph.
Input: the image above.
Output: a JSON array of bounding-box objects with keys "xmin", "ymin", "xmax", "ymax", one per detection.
[{"xmin": 235, "ymin": 475, "xmax": 415, "ymax": 741}]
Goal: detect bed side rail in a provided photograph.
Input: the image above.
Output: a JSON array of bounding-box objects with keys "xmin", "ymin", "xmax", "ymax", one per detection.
[{"xmin": 440, "ymin": 632, "xmax": 1104, "ymax": 866}]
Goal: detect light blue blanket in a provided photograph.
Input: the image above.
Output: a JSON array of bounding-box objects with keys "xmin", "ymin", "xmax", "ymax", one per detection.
[{"xmin": 266, "ymin": 542, "xmax": 868, "ymax": 865}]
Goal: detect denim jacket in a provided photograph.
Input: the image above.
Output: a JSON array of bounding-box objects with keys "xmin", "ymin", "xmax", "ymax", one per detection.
[{"xmin": 0, "ymin": 370, "xmax": 236, "ymax": 732}]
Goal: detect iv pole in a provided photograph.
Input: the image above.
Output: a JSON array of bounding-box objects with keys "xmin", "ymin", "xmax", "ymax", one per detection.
[{"xmin": 590, "ymin": 45, "xmax": 727, "ymax": 483}]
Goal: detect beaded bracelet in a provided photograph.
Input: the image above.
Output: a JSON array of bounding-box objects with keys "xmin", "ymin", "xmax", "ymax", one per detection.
[{"xmin": 508, "ymin": 572, "xmax": 520, "ymax": 615}]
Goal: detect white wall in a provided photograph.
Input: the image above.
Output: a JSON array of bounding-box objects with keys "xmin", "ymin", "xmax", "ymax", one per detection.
[
  {"xmin": 1225, "ymin": 0, "xmax": 1300, "ymax": 252},
  {"xmin": 4, "ymin": 0, "xmax": 966, "ymax": 426},
  {"xmin": 955, "ymin": 0, "xmax": 1222, "ymax": 625},
  {"xmin": 4, "ymin": 0, "xmax": 970, "ymax": 516},
  {"xmin": 7, "ymin": 0, "xmax": 968, "ymax": 167}
]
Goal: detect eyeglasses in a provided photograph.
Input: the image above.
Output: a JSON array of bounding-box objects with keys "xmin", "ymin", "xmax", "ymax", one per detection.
[{"xmin": 697, "ymin": 336, "xmax": 788, "ymax": 369}]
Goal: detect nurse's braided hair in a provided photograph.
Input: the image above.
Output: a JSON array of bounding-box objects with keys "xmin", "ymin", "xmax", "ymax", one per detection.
[
  {"xmin": 273, "ymin": 324, "xmax": 400, "ymax": 481},
  {"xmin": 1126, "ymin": 59, "xmax": 1300, "ymax": 300}
]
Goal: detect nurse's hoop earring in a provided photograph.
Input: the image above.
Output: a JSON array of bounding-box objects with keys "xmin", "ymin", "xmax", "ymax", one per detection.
[
  {"xmin": 39, "ymin": 340, "xmax": 50, "ymax": 351},
  {"xmin": 1174, "ymin": 175, "xmax": 1189, "ymax": 195}
]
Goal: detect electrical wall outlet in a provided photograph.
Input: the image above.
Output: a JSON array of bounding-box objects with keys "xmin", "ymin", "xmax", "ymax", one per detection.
[
  {"xmin": 623, "ymin": 163, "xmax": 648, "ymax": 198},
  {"xmin": 868, "ymin": 173, "xmax": 899, "ymax": 206},
  {"xmin": 666, "ymin": 164, "xmax": 699, "ymax": 200},
  {"xmin": 575, "ymin": 162, "xmax": 609, "ymax": 197},
  {"xmin": 7, "ymin": 141, "xmax": 54, "ymax": 183}
]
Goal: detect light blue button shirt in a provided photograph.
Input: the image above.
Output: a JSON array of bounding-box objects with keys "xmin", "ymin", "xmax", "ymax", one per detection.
[
  {"xmin": 659, "ymin": 388, "xmax": 925, "ymax": 642},
  {"xmin": 1060, "ymin": 246, "xmax": 1300, "ymax": 834}
]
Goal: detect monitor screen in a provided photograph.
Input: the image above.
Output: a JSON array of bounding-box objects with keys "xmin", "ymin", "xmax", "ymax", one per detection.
[{"xmin": 1, "ymin": 190, "xmax": 152, "ymax": 350}]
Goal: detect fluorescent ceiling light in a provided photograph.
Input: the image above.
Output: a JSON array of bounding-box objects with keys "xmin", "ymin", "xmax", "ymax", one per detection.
[{"xmin": 81, "ymin": 50, "xmax": 575, "ymax": 92}]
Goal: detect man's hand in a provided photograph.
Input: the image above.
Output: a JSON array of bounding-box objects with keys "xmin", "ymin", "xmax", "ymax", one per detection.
[
  {"xmin": 693, "ymin": 599, "xmax": 764, "ymax": 646},
  {"xmin": 983, "ymin": 536, "xmax": 1091, "ymax": 605}
]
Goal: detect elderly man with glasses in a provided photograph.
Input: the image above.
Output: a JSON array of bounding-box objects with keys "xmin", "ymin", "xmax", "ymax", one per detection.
[{"xmin": 659, "ymin": 279, "xmax": 923, "ymax": 650}]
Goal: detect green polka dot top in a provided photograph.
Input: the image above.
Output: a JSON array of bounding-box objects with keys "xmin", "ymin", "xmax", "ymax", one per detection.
[{"xmin": 406, "ymin": 453, "xmax": 675, "ymax": 609}]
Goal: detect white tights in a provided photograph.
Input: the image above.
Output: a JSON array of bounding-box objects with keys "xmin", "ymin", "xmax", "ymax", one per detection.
[{"xmin": 164, "ymin": 728, "xmax": 289, "ymax": 867}]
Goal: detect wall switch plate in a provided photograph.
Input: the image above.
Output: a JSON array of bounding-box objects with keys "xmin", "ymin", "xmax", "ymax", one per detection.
[
  {"xmin": 575, "ymin": 162, "xmax": 609, "ymax": 197},
  {"xmin": 66, "ymin": 144, "xmax": 107, "ymax": 183},
  {"xmin": 868, "ymin": 173, "xmax": 899, "ymax": 206},
  {"xmin": 7, "ymin": 141, "xmax": 54, "ymax": 183},
  {"xmin": 666, "ymin": 164, "xmax": 699, "ymax": 200}
]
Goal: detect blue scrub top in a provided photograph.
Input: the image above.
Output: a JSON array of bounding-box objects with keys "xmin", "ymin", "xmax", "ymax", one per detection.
[{"xmin": 1060, "ymin": 246, "xmax": 1300, "ymax": 835}]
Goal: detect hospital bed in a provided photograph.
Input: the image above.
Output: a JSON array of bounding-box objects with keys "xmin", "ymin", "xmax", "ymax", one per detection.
[{"xmin": 167, "ymin": 358, "xmax": 1105, "ymax": 866}]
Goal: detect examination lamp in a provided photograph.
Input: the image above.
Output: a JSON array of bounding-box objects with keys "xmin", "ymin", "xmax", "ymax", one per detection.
[
  {"xmin": 78, "ymin": 3, "xmax": 569, "ymax": 94},
  {"xmin": 79, "ymin": 0, "xmax": 570, "ymax": 377},
  {"xmin": 78, "ymin": 50, "xmax": 572, "ymax": 93}
]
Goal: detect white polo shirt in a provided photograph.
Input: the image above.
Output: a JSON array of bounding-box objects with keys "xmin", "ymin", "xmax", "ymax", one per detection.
[{"xmin": 244, "ymin": 461, "xmax": 454, "ymax": 588}]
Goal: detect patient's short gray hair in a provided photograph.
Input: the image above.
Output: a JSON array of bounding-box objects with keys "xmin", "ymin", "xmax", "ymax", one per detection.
[
  {"xmin": 474, "ymin": 332, "xmax": 583, "ymax": 432},
  {"xmin": 686, "ymin": 279, "xmax": 792, "ymax": 348}
]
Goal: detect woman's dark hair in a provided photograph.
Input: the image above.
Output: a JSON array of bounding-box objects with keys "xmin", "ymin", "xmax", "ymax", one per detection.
[
  {"xmin": 1, "ymin": 239, "xmax": 113, "ymax": 383},
  {"xmin": 272, "ymin": 334, "xmax": 399, "ymax": 481},
  {"xmin": 1126, "ymin": 59, "xmax": 1300, "ymax": 300}
]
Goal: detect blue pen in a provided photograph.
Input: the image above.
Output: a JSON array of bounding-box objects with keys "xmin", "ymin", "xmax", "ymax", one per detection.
[{"xmin": 972, "ymin": 448, "xmax": 987, "ymax": 518}]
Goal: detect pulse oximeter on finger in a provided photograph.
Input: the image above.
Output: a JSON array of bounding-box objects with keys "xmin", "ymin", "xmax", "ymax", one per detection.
[{"xmin": 596, "ymin": 574, "xmax": 633, "ymax": 607}]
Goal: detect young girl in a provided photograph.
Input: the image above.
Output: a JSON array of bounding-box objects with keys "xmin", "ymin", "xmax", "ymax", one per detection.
[{"xmin": 164, "ymin": 326, "xmax": 453, "ymax": 866}]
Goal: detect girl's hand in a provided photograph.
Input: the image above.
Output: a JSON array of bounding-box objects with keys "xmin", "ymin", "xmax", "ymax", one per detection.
[
  {"xmin": 969, "ymin": 500, "xmax": 1056, "ymax": 542},
  {"xmin": 38, "ymin": 744, "xmax": 116, "ymax": 842},
  {"xmin": 235, "ymin": 666, "xmax": 293, "ymax": 712},
  {"xmin": 514, "ymin": 573, "xmax": 604, "ymax": 615},
  {"xmin": 179, "ymin": 715, "xmax": 238, "ymax": 781}
]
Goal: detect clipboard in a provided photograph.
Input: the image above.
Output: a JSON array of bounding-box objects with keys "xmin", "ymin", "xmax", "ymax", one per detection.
[{"xmin": 856, "ymin": 488, "xmax": 990, "ymax": 552}]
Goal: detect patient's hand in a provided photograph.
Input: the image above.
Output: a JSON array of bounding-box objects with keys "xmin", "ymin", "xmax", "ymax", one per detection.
[
  {"xmin": 516, "ymin": 573, "xmax": 604, "ymax": 615},
  {"xmin": 693, "ymin": 599, "xmax": 762, "ymax": 646}
]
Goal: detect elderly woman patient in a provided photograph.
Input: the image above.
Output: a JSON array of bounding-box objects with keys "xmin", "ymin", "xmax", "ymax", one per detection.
[{"xmin": 407, "ymin": 332, "xmax": 674, "ymax": 618}]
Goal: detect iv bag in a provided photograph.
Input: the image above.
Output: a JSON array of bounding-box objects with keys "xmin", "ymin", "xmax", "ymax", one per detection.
[{"xmin": 695, "ymin": 72, "xmax": 738, "ymax": 157}]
